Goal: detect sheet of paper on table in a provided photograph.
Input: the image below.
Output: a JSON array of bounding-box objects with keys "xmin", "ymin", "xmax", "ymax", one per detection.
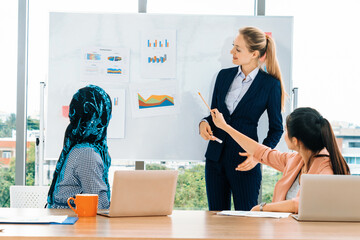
[
  {"xmin": 217, "ymin": 211, "xmax": 292, "ymax": 219},
  {"xmin": 0, "ymin": 215, "xmax": 68, "ymax": 224}
]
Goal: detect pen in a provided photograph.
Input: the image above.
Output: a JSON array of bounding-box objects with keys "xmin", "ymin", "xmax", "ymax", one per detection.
[{"xmin": 198, "ymin": 92, "xmax": 223, "ymax": 144}]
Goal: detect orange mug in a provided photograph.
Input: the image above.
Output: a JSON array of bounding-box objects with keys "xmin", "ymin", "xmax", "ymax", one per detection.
[{"xmin": 67, "ymin": 194, "xmax": 98, "ymax": 217}]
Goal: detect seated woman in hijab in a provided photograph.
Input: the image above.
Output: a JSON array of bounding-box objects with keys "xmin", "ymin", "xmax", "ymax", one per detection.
[{"xmin": 47, "ymin": 85, "xmax": 112, "ymax": 209}]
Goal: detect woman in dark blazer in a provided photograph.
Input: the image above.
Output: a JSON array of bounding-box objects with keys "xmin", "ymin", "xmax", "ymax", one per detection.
[{"xmin": 199, "ymin": 27, "xmax": 285, "ymax": 211}]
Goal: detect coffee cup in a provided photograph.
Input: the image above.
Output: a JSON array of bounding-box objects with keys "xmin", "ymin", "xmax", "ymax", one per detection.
[{"xmin": 67, "ymin": 194, "xmax": 98, "ymax": 217}]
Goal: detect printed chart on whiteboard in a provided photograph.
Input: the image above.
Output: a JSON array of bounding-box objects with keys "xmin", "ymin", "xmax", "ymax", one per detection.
[
  {"xmin": 103, "ymin": 88, "xmax": 126, "ymax": 139},
  {"xmin": 141, "ymin": 30, "xmax": 176, "ymax": 79},
  {"xmin": 81, "ymin": 48, "xmax": 130, "ymax": 82},
  {"xmin": 130, "ymin": 81, "xmax": 178, "ymax": 118}
]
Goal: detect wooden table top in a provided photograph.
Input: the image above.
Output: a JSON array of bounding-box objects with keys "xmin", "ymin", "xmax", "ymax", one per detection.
[{"xmin": 0, "ymin": 208, "xmax": 360, "ymax": 240}]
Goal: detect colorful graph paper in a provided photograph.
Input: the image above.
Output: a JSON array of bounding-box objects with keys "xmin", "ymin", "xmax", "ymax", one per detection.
[
  {"xmin": 147, "ymin": 39, "xmax": 169, "ymax": 47},
  {"xmin": 86, "ymin": 53, "xmax": 101, "ymax": 60},
  {"xmin": 148, "ymin": 54, "xmax": 167, "ymax": 63},
  {"xmin": 138, "ymin": 93, "xmax": 174, "ymax": 109}
]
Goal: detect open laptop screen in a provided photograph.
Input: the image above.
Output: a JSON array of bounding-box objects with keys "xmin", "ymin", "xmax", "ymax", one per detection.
[{"xmin": 295, "ymin": 174, "xmax": 360, "ymax": 222}]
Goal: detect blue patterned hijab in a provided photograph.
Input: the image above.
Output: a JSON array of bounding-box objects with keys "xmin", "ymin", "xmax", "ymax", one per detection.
[{"xmin": 47, "ymin": 85, "xmax": 112, "ymax": 206}]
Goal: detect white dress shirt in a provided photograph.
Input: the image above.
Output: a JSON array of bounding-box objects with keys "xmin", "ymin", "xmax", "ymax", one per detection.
[{"xmin": 225, "ymin": 66, "xmax": 259, "ymax": 115}]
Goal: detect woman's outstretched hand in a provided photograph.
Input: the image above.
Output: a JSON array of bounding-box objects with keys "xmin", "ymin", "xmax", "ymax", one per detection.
[
  {"xmin": 235, "ymin": 152, "xmax": 258, "ymax": 171},
  {"xmin": 210, "ymin": 109, "xmax": 228, "ymax": 130}
]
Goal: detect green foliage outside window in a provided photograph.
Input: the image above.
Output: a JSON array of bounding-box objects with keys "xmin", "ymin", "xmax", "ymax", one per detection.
[
  {"xmin": 0, "ymin": 113, "xmax": 16, "ymax": 138},
  {"xmin": 0, "ymin": 143, "xmax": 35, "ymax": 207},
  {"xmin": 261, "ymin": 166, "xmax": 282, "ymax": 203},
  {"xmin": 174, "ymin": 164, "xmax": 208, "ymax": 210},
  {"xmin": 145, "ymin": 163, "xmax": 168, "ymax": 171},
  {"xmin": 146, "ymin": 163, "xmax": 282, "ymax": 209},
  {"xmin": 0, "ymin": 113, "xmax": 38, "ymax": 207},
  {"xmin": 0, "ymin": 114, "xmax": 39, "ymax": 137},
  {"xmin": 146, "ymin": 163, "xmax": 208, "ymax": 210}
]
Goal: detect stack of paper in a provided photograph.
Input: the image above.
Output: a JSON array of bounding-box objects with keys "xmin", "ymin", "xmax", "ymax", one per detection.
[{"xmin": 217, "ymin": 211, "xmax": 292, "ymax": 219}]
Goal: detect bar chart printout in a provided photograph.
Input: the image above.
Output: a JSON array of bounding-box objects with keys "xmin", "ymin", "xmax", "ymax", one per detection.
[
  {"xmin": 147, "ymin": 39, "xmax": 169, "ymax": 47},
  {"xmin": 148, "ymin": 54, "xmax": 167, "ymax": 63},
  {"xmin": 141, "ymin": 30, "xmax": 176, "ymax": 78}
]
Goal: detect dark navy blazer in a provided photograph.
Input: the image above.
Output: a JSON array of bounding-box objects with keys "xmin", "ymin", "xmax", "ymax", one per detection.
[{"xmin": 204, "ymin": 67, "xmax": 283, "ymax": 162}]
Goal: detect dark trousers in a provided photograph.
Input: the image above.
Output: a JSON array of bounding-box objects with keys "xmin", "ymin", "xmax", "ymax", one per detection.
[{"xmin": 205, "ymin": 155, "xmax": 261, "ymax": 211}]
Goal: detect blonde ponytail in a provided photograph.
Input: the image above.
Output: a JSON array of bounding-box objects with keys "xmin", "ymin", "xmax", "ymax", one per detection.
[
  {"xmin": 239, "ymin": 27, "xmax": 286, "ymax": 111},
  {"xmin": 265, "ymin": 35, "xmax": 286, "ymax": 111}
]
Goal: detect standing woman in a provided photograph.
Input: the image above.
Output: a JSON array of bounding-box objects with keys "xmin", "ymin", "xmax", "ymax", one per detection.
[
  {"xmin": 47, "ymin": 85, "xmax": 112, "ymax": 209},
  {"xmin": 199, "ymin": 27, "xmax": 285, "ymax": 211}
]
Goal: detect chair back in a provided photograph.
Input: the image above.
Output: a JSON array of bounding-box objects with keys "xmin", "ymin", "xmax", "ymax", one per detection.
[{"xmin": 10, "ymin": 186, "xmax": 49, "ymax": 208}]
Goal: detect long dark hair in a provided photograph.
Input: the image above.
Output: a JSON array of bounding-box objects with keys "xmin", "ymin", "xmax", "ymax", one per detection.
[{"xmin": 286, "ymin": 107, "xmax": 350, "ymax": 175}]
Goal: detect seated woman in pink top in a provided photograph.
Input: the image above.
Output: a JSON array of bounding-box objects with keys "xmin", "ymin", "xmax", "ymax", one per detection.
[{"xmin": 210, "ymin": 107, "xmax": 350, "ymax": 213}]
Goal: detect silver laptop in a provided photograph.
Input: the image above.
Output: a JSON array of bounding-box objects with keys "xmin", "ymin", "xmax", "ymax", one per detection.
[
  {"xmin": 98, "ymin": 170, "xmax": 178, "ymax": 217},
  {"xmin": 292, "ymin": 174, "xmax": 360, "ymax": 221}
]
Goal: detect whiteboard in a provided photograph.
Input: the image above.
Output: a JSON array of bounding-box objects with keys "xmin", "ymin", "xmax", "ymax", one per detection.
[{"xmin": 46, "ymin": 13, "xmax": 293, "ymax": 161}]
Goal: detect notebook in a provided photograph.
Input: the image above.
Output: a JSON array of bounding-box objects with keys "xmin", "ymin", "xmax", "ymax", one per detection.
[
  {"xmin": 98, "ymin": 170, "xmax": 178, "ymax": 217},
  {"xmin": 292, "ymin": 174, "xmax": 360, "ymax": 221}
]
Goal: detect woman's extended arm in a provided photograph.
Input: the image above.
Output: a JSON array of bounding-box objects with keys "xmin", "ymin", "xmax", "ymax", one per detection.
[
  {"xmin": 211, "ymin": 108, "xmax": 291, "ymax": 172},
  {"xmin": 210, "ymin": 109, "xmax": 260, "ymax": 155}
]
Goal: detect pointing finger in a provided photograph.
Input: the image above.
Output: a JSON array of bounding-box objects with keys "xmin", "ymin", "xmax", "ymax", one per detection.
[{"xmin": 239, "ymin": 152, "xmax": 249, "ymax": 157}]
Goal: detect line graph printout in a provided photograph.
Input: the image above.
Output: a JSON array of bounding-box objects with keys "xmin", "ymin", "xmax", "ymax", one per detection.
[
  {"xmin": 130, "ymin": 81, "xmax": 178, "ymax": 118},
  {"xmin": 81, "ymin": 47, "xmax": 130, "ymax": 82},
  {"xmin": 141, "ymin": 30, "xmax": 176, "ymax": 79}
]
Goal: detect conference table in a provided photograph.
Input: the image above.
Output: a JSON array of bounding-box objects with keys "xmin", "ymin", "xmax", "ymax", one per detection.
[{"xmin": 0, "ymin": 208, "xmax": 360, "ymax": 239}]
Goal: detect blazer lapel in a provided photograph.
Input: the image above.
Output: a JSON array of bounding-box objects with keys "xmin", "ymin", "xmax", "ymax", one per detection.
[
  {"xmin": 219, "ymin": 67, "xmax": 238, "ymax": 116},
  {"xmin": 231, "ymin": 70, "xmax": 265, "ymax": 116}
]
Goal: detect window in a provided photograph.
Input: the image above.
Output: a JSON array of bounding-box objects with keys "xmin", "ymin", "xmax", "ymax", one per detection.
[
  {"xmin": 0, "ymin": 0, "xmax": 18, "ymax": 207},
  {"xmin": 266, "ymin": 0, "xmax": 360, "ymax": 124},
  {"xmin": 17, "ymin": 0, "xmax": 360, "ymax": 209},
  {"xmin": 349, "ymin": 142, "xmax": 360, "ymax": 148},
  {"xmin": 345, "ymin": 157, "xmax": 356, "ymax": 164},
  {"xmin": 2, "ymin": 151, "xmax": 12, "ymax": 159},
  {"xmin": 266, "ymin": 0, "xmax": 360, "ymax": 175}
]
